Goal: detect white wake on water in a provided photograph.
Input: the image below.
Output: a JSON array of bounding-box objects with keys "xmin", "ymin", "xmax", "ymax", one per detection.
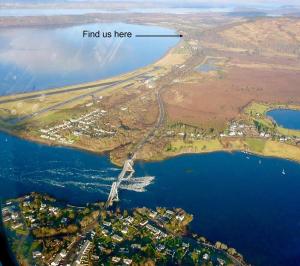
[{"xmin": 119, "ymin": 176, "xmax": 155, "ymax": 192}]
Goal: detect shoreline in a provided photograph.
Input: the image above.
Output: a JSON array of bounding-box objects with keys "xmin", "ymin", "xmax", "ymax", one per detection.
[
  {"xmin": 0, "ymin": 19, "xmax": 184, "ymax": 167},
  {"xmin": 0, "ymin": 21, "xmax": 180, "ymax": 97},
  {"xmin": 2, "ymin": 126, "xmax": 300, "ymax": 168},
  {"xmin": 3, "ymin": 192, "xmax": 247, "ymax": 266},
  {"xmin": 1, "ymin": 17, "xmax": 300, "ymax": 167}
]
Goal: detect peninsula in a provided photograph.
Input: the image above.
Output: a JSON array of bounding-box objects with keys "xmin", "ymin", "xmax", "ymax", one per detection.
[{"xmin": 0, "ymin": 12, "xmax": 300, "ymax": 166}]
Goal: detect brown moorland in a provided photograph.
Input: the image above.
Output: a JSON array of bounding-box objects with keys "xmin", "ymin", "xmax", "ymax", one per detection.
[{"xmin": 163, "ymin": 18, "xmax": 300, "ymax": 129}]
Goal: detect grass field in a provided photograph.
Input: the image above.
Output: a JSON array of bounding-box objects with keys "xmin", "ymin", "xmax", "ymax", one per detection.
[
  {"xmin": 245, "ymin": 102, "xmax": 300, "ymax": 138},
  {"xmin": 169, "ymin": 139, "xmax": 223, "ymax": 153},
  {"xmin": 158, "ymin": 137, "xmax": 300, "ymax": 164},
  {"xmin": 244, "ymin": 138, "xmax": 266, "ymax": 153}
]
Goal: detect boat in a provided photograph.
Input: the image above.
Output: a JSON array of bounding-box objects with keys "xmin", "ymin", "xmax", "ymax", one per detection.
[{"xmin": 282, "ymin": 169, "xmax": 286, "ymax": 175}]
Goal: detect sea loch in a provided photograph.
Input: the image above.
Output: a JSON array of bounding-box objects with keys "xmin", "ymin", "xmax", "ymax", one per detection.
[
  {"xmin": 1, "ymin": 132, "xmax": 300, "ymax": 266},
  {"xmin": 0, "ymin": 23, "xmax": 177, "ymax": 95}
]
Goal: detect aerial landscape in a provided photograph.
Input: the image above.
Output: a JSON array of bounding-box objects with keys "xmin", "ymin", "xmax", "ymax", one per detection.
[{"xmin": 0, "ymin": 0, "xmax": 300, "ymax": 265}]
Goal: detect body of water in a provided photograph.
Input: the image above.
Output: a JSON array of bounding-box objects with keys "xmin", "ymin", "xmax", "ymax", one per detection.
[
  {"xmin": 267, "ymin": 109, "xmax": 300, "ymax": 130},
  {"xmin": 195, "ymin": 63, "xmax": 220, "ymax": 73},
  {"xmin": 195, "ymin": 58, "xmax": 221, "ymax": 73},
  {"xmin": 0, "ymin": 23, "xmax": 178, "ymax": 95},
  {"xmin": 0, "ymin": 131, "xmax": 300, "ymax": 265}
]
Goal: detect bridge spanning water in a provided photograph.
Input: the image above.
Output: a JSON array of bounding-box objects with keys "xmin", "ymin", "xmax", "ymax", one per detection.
[
  {"xmin": 105, "ymin": 158, "xmax": 135, "ymax": 207},
  {"xmin": 106, "ymin": 79, "xmax": 167, "ymax": 207}
]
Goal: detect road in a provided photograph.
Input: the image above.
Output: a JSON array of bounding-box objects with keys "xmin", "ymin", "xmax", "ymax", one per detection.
[
  {"xmin": 9, "ymin": 69, "xmax": 157, "ymax": 124},
  {"xmin": 130, "ymin": 88, "xmax": 165, "ymax": 158},
  {"xmin": 106, "ymin": 85, "xmax": 166, "ymax": 207}
]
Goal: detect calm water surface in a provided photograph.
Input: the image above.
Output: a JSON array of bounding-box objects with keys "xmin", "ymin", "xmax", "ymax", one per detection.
[
  {"xmin": 1, "ymin": 132, "xmax": 300, "ymax": 266},
  {"xmin": 0, "ymin": 23, "xmax": 178, "ymax": 95},
  {"xmin": 267, "ymin": 109, "xmax": 300, "ymax": 130}
]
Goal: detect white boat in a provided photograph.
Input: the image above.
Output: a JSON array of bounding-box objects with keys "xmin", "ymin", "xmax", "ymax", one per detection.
[{"xmin": 282, "ymin": 169, "xmax": 286, "ymax": 175}]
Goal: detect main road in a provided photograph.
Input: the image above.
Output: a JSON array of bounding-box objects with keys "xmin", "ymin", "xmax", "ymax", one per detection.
[
  {"xmin": 130, "ymin": 88, "xmax": 165, "ymax": 156},
  {"xmin": 106, "ymin": 86, "xmax": 166, "ymax": 207}
]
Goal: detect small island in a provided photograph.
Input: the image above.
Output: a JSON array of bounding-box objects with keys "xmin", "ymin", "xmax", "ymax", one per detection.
[{"xmin": 2, "ymin": 193, "xmax": 247, "ymax": 265}]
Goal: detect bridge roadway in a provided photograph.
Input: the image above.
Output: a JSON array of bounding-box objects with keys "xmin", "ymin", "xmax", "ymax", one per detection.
[
  {"xmin": 105, "ymin": 159, "xmax": 135, "ymax": 207},
  {"xmin": 105, "ymin": 52, "xmax": 202, "ymax": 207}
]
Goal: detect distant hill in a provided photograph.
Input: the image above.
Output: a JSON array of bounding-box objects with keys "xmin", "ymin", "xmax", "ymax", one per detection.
[{"xmin": 227, "ymin": 11, "xmax": 267, "ymax": 17}]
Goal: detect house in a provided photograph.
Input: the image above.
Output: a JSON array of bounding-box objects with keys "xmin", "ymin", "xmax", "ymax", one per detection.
[
  {"xmin": 217, "ymin": 258, "xmax": 225, "ymax": 265},
  {"xmin": 121, "ymin": 227, "xmax": 128, "ymax": 234},
  {"xmin": 166, "ymin": 210, "xmax": 175, "ymax": 216},
  {"xmin": 103, "ymin": 221, "xmax": 111, "ymax": 227},
  {"xmin": 139, "ymin": 220, "xmax": 148, "ymax": 226},
  {"xmin": 85, "ymin": 102, "xmax": 93, "ymax": 107},
  {"xmin": 50, "ymin": 254, "xmax": 62, "ymax": 266},
  {"xmin": 131, "ymin": 243, "xmax": 141, "ymax": 250},
  {"xmin": 101, "ymin": 229, "xmax": 109, "ymax": 236},
  {"xmin": 112, "ymin": 257, "xmax": 121, "ymax": 263},
  {"xmin": 182, "ymin": 242, "xmax": 189, "ymax": 248},
  {"xmin": 176, "ymin": 214, "xmax": 185, "ymax": 222},
  {"xmin": 160, "ymin": 232, "xmax": 168, "ymax": 238},
  {"xmin": 156, "ymin": 244, "xmax": 165, "ymax": 252},
  {"xmin": 60, "ymin": 249, "xmax": 67, "ymax": 258},
  {"xmin": 11, "ymin": 213, "xmax": 18, "ymax": 220},
  {"xmin": 123, "ymin": 258, "xmax": 133, "ymax": 265},
  {"xmin": 203, "ymin": 253, "xmax": 209, "ymax": 260},
  {"xmin": 146, "ymin": 224, "xmax": 160, "ymax": 236},
  {"xmin": 149, "ymin": 211, "xmax": 157, "ymax": 219},
  {"xmin": 112, "ymin": 234, "xmax": 123, "ymax": 242},
  {"xmin": 32, "ymin": 251, "xmax": 42, "ymax": 258}
]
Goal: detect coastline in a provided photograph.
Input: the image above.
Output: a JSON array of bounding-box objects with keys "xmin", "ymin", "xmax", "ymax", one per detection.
[
  {"xmin": 0, "ymin": 20, "xmax": 184, "ymax": 166},
  {"xmin": 0, "ymin": 18, "xmax": 300, "ymax": 167},
  {"xmin": 2, "ymin": 126, "xmax": 300, "ymax": 167}
]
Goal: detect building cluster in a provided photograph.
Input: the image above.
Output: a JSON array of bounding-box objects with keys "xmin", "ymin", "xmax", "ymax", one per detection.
[
  {"xmin": 220, "ymin": 121, "xmax": 300, "ymax": 145},
  {"xmin": 218, "ymin": 122, "xmax": 258, "ymax": 138},
  {"xmin": 3, "ymin": 193, "xmax": 245, "ymax": 266},
  {"xmin": 39, "ymin": 109, "xmax": 116, "ymax": 144},
  {"xmin": 95, "ymin": 207, "xmax": 193, "ymax": 264},
  {"xmin": 2, "ymin": 201, "xmax": 23, "ymax": 231}
]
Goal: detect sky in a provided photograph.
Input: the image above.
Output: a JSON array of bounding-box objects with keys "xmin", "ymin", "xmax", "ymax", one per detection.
[
  {"xmin": 2, "ymin": 0, "xmax": 299, "ymax": 8},
  {"xmin": 153, "ymin": 0, "xmax": 298, "ymax": 7}
]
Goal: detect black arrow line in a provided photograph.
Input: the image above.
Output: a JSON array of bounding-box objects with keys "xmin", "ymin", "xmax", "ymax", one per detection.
[{"xmin": 135, "ymin": 34, "xmax": 183, "ymax": 38}]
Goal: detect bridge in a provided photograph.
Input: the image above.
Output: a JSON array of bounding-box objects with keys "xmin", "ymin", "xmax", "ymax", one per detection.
[
  {"xmin": 105, "ymin": 158, "xmax": 135, "ymax": 207},
  {"xmin": 106, "ymin": 83, "xmax": 166, "ymax": 208}
]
